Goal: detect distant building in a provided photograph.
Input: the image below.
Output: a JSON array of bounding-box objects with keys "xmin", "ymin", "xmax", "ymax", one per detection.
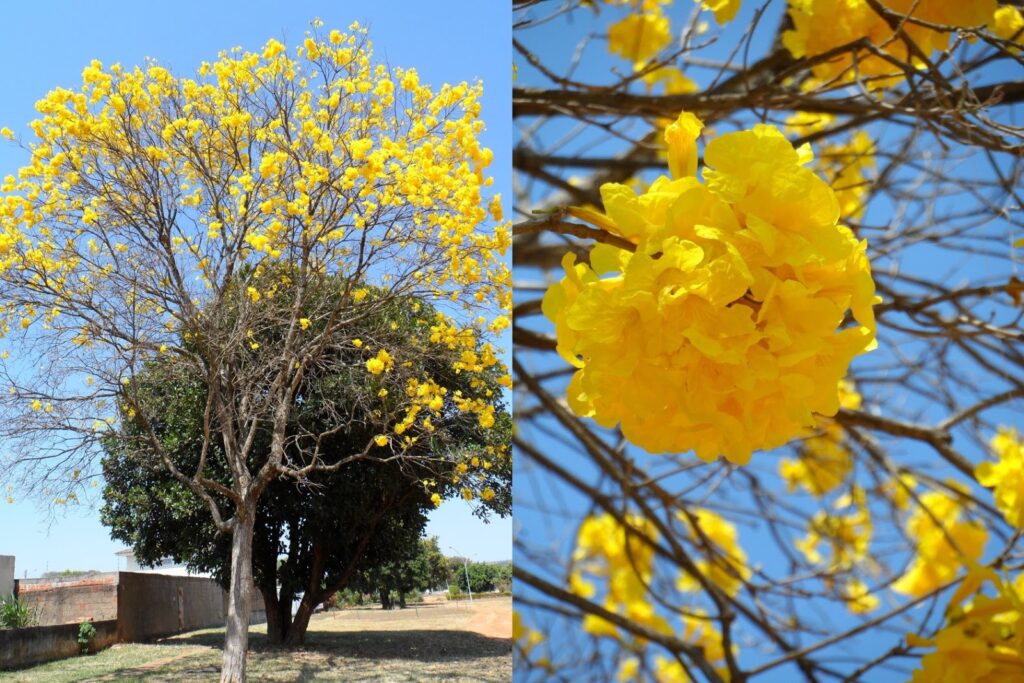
[{"xmin": 114, "ymin": 550, "xmax": 211, "ymax": 578}]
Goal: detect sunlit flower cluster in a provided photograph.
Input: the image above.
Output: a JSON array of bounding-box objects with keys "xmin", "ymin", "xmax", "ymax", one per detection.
[
  {"xmin": 544, "ymin": 112, "xmax": 877, "ymax": 463},
  {"xmin": 908, "ymin": 566, "xmax": 1024, "ymax": 682},
  {"xmin": 975, "ymin": 427, "xmax": 1024, "ymax": 528},
  {"xmin": 892, "ymin": 487, "xmax": 988, "ymax": 598},
  {"xmin": 598, "ymin": 0, "xmax": 699, "ymax": 95},
  {"xmin": 570, "ymin": 512, "xmax": 732, "ymax": 680},
  {"xmin": 783, "ymin": 0, "xmax": 1000, "ymax": 89},
  {"xmin": 676, "ymin": 508, "xmax": 750, "ymax": 597}
]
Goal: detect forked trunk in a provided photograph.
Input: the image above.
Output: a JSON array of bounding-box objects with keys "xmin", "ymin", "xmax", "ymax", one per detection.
[
  {"xmin": 221, "ymin": 507, "xmax": 256, "ymax": 683},
  {"xmin": 285, "ymin": 591, "xmax": 318, "ymax": 646}
]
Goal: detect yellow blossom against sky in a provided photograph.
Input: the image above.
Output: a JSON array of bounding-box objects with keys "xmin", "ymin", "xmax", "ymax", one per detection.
[{"xmin": 543, "ymin": 112, "xmax": 877, "ymax": 463}]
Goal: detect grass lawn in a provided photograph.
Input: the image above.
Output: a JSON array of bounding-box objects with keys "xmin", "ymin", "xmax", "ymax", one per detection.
[{"xmin": 0, "ymin": 597, "xmax": 511, "ymax": 682}]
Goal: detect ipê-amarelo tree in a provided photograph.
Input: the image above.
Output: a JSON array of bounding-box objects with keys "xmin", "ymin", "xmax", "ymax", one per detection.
[{"xmin": 0, "ymin": 22, "xmax": 509, "ymax": 682}]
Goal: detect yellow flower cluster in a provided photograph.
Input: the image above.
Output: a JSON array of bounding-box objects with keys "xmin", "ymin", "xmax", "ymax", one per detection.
[
  {"xmin": 892, "ymin": 487, "xmax": 988, "ymax": 598},
  {"xmin": 616, "ymin": 615, "xmax": 729, "ymax": 681},
  {"xmin": 991, "ymin": 4, "xmax": 1024, "ymax": 45},
  {"xmin": 908, "ymin": 566, "xmax": 1024, "ymax": 682},
  {"xmin": 795, "ymin": 487, "xmax": 877, "ymax": 612},
  {"xmin": 599, "ymin": 0, "xmax": 699, "ymax": 95},
  {"xmin": 544, "ymin": 112, "xmax": 877, "ymax": 463},
  {"xmin": 513, "ymin": 611, "xmax": 551, "ymax": 672},
  {"xmin": 676, "ymin": 508, "xmax": 750, "ymax": 597},
  {"xmin": 779, "ymin": 379, "xmax": 861, "ymax": 496},
  {"xmin": 783, "ymin": 0, "xmax": 999, "ymax": 89},
  {"xmin": 976, "ymin": 427, "xmax": 1024, "ymax": 528},
  {"xmin": 571, "ymin": 512, "xmax": 731, "ymax": 679},
  {"xmin": 571, "ymin": 513, "xmax": 671, "ymax": 637}
]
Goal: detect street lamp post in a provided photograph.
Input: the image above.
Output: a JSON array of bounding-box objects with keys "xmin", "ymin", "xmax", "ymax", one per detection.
[{"xmin": 449, "ymin": 545, "xmax": 473, "ymax": 603}]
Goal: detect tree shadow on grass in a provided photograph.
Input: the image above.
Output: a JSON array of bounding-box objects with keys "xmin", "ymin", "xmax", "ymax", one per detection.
[{"xmin": 169, "ymin": 628, "xmax": 512, "ymax": 663}]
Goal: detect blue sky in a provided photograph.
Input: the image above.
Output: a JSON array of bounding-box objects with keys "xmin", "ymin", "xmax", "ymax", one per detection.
[
  {"xmin": 0, "ymin": 0, "xmax": 511, "ymax": 578},
  {"xmin": 514, "ymin": 2, "xmax": 1023, "ymax": 681}
]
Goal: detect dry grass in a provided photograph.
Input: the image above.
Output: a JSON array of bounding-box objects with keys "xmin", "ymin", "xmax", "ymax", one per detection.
[{"xmin": 0, "ymin": 597, "xmax": 512, "ymax": 682}]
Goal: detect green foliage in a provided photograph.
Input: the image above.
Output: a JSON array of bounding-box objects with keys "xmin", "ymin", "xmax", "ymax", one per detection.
[
  {"xmin": 453, "ymin": 560, "xmax": 512, "ymax": 594},
  {"xmin": 447, "ymin": 584, "xmax": 462, "ymax": 600},
  {"xmin": 0, "ymin": 594, "xmax": 37, "ymax": 629},
  {"xmin": 77, "ymin": 620, "xmax": 97, "ymax": 654},
  {"xmin": 335, "ymin": 588, "xmax": 365, "ymax": 608},
  {"xmin": 99, "ymin": 281, "xmax": 510, "ymax": 641}
]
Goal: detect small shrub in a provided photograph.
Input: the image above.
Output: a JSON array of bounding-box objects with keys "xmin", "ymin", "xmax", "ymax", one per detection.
[
  {"xmin": 77, "ymin": 620, "xmax": 97, "ymax": 654},
  {"xmin": 447, "ymin": 585, "xmax": 462, "ymax": 600},
  {"xmin": 0, "ymin": 594, "xmax": 37, "ymax": 629}
]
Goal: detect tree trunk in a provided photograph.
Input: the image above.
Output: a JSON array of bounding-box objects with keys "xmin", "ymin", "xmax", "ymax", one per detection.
[
  {"xmin": 286, "ymin": 591, "xmax": 318, "ymax": 646},
  {"xmin": 379, "ymin": 588, "xmax": 390, "ymax": 610},
  {"xmin": 221, "ymin": 508, "xmax": 256, "ymax": 683},
  {"xmin": 398, "ymin": 590, "xmax": 406, "ymax": 609},
  {"xmin": 262, "ymin": 588, "xmax": 283, "ymax": 645}
]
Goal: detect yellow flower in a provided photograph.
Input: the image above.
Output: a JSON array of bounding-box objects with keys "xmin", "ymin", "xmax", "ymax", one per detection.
[
  {"xmin": 299, "ymin": 317, "xmax": 311, "ymax": 330},
  {"xmin": 676, "ymin": 508, "xmax": 750, "ymax": 597},
  {"xmin": 607, "ymin": 13, "xmax": 671, "ymax": 64},
  {"xmin": 664, "ymin": 110, "xmax": 703, "ymax": 179},
  {"xmin": 373, "ymin": 435, "xmax": 388, "ymax": 447},
  {"xmin": 365, "ymin": 348, "xmax": 393, "ymax": 375},
  {"xmin": 0, "ymin": 127, "xmax": 13, "ymax": 140},
  {"xmin": 699, "ymin": 0, "xmax": 742, "ymax": 24},
  {"xmin": 976, "ymin": 427, "xmax": 1024, "ymax": 527},
  {"xmin": 247, "ymin": 287, "xmax": 260, "ymax": 302},
  {"xmin": 352, "ymin": 338, "xmax": 363, "ymax": 348},
  {"xmin": 991, "ymin": 5, "xmax": 1024, "ymax": 43},
  {"xmin": 31, "ymin": 399, "xmax": 41, "ymax": 411},
  {"xmin": 430, "ymin": 493, "xmax": 442, "ymax": 507},
  {"xmin": 842, "ymin": 578, "xmax": 878, "ymax": 614},
  {"xmin": 892, "ymin": 488, "xmax": 988, "ymax": 598}
]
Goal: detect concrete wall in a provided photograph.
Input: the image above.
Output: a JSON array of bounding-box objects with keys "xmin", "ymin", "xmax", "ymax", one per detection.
[
  {"xmin": 0, "ymin": 555, "xmax": 13, "ymax": 598},
  {"xmin": 15, "ymin": 574, "xmax": 118, "ymax": 626},
  {"xmin": 115, "ymin": 572, "xmax": 264, "ymax": 642},
  {"xmin": 117, "ymin": 572, "xmax": 226, "ymax": 641},
  {"xmin": 0, "ymin": 619, "xmax": 118, "ymax": 670}
]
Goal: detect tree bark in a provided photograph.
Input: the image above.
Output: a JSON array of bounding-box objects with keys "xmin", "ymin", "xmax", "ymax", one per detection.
[
  {"xmin": 221, "ymin": 506, "xmax": 256, "ymax": 683},
  {"xmin": 379, "ymin": 587, "xmax": 390, "ymax": 610},
  {"xmin": 398, "ymin": 590, "xmax": 406, "ymax": 609},
  {"xmin": 262, "ymin": 587, "xmax": 287, "ymax": 645}
]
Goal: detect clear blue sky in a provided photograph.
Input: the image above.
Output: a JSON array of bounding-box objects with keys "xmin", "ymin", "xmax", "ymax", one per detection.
[{"xmin": 0, "ymin": 0, "xmax": 511, "ymax": 578}]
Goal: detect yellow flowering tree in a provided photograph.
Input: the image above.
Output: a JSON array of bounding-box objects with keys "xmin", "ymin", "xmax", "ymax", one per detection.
[
  {"xmin": 0, "ymin": 23, "xmax": 508, "ymax": 682},
  {"xmin": 515, "ymin": 1, "xmax": 1023, "ymax": 680}
]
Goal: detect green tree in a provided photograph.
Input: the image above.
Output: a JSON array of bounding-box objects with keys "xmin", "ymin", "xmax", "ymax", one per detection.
[{"xmin": 101, "ymin": 289, "xmax": 509, "ymax": 645}]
